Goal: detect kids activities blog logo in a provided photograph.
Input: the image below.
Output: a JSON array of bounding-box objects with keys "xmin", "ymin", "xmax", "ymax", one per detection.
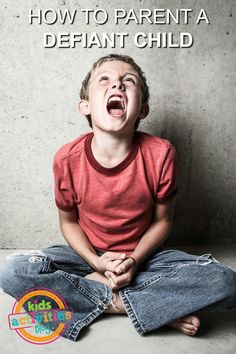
[{"xmin": 8, "ymin": 288, "xmax": 73, "ymax": 344}]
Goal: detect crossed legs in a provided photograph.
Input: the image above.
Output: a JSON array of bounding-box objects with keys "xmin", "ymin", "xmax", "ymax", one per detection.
[{"xmin": 85, "ymin": 271, "xmax": 200, "ymax": 336}]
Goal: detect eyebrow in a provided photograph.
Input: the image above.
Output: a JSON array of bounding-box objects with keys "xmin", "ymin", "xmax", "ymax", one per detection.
[{"xmin": 94, "ymin": 71, "xmax": 139, "ymax": 79}]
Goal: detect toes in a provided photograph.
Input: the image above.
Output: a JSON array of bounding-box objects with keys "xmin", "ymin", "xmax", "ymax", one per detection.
[
  {"xmin": 192, "ymin": 317, "xmax": 201, "ymax": 328},
  {"xmin": 168, "ymin": 315, "xmax": 201, "ymax": 337},
  {"xmin": 179, "ymin": 321, "xmax": 199, "ymax": 335},
  {"xmin": 182, "ymin": 315, "xmax": 200, "ymax": 328},
  {"xmin": 182, "ymin": 328, "xmax": 195, "ymax": 336},
  {"xmin": 180, "ymin": 322, "xmax": 197, "ymax": 331},
  {"xmin": 187, "ymin": 329, "xmax": 197, "ymax": 336}
]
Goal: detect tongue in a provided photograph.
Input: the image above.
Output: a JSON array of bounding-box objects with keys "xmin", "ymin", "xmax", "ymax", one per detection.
[{"xmin": 109, "ymin": 108, "xmax": 124, "ymax": 116}]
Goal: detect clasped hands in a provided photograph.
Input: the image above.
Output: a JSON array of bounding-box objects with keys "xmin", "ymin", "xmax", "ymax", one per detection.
[{"xmin": 96, "ymin": 252, "xmax": 138, "ymax": 290}]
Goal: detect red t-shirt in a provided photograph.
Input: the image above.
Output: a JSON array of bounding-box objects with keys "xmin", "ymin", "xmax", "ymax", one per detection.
[{"xmin": 53, "ymin": 131, "xmax": 177, "ymax": 255}]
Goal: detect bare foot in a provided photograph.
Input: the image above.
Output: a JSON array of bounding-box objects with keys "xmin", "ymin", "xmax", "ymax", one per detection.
[
  {"xmin": 85, "ymin": 271, "xmax": 111, "ymax": 287},
  {"xmin": 168, "ymin": 315, "xmax": 200, "ymax": 336},
  {"xmin": 84, "ymin": 272, "xmax": 126, "ymax": 314}
]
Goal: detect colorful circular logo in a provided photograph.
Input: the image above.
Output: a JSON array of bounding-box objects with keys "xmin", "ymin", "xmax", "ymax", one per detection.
[{"xmin": 8, "ymin": 288, "xmax": 73, "ymax": 344}]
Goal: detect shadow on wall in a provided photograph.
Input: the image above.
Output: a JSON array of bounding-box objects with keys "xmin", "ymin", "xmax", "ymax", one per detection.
[{"xmin": 148, "ymin": 111, "xmax": 236, "ymax": 246}]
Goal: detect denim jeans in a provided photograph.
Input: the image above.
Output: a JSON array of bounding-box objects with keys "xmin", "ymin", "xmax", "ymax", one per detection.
[{"xmin": 1, "ymin": 245, "xmax": 236, "ymax": 341}]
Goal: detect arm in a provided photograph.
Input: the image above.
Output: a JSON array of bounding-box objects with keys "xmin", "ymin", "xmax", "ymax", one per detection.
[
  {"xmin": 131, "ymin": 196, "xmax": 176, "ymax": 265},
  {"xmin": 58, "ymin": 208, "xmax": 126, "ymax": 272},
  {"xmin": 130, "ymin": 144, "xmax": 177, "ymax": 265},
  {"xmin": 58, "ymin": 208, "xmax": 99, "ymax": 269},
  {"xmin": 106, "ymin": 197, "xmax": 176, "ymax": 289}
]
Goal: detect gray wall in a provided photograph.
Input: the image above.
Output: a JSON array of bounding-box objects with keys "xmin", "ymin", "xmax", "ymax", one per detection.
[{"xmin": 1, "ymin": 0, "xmax": 235, "ymax": 248}]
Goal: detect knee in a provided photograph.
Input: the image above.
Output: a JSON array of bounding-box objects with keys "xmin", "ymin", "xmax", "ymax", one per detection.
[
  {"xmin": 215, "ymin": 266, "xmax": 236, "ymax": 300},
  {"xmin": 0, "ymin": 258, "xmax": 23, "ymax": 294}
]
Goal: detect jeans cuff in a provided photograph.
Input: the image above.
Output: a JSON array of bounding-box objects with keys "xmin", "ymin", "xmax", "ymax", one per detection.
[
  {"xmin": 119, "ymin": 289, "xmax": 145, "ymax": 334},
  {"xmin": 65, "ymin": 285, "xmax": 114, "ymax": 341}
]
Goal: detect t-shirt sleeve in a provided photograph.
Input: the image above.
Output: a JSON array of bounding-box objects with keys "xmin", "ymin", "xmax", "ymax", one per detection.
[
  {"xmin": 53, "ymin": 152, "xmax": 76, "ymax": 211},
  {"xmin": 155, "ymin": 145, "xmax": 177, "ymax": 203}
]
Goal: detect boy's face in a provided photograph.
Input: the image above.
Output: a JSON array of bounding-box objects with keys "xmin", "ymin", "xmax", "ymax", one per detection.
[{"xmin": 79, "ymin": 60, "xmax": 148, "ymax": 134}]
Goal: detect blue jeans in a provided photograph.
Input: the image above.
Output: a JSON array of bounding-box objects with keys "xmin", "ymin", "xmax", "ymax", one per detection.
[{"xmin": 1, "ymin": 245, "xmax": 236, "ymax": 341}]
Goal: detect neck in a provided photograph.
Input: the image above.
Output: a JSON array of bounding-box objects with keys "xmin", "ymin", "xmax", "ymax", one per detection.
[{"xmin": 91, "ymin": 129, "xmax": 135, "ymax": 167}]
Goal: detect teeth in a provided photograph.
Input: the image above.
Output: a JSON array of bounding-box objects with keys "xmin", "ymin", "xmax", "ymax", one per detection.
[{"xmin": 108, "ymin": 96, "xmax": 123, "ymax": 103}]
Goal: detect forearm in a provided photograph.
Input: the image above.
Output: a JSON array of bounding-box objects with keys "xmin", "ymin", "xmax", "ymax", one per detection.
[
  {"xmin": 131, "ymin": 220, "xmax": 172, "ymax": 266},
  {"xmin": 60, "ymin": 221, "xmax": 99, "ymax": 271}
]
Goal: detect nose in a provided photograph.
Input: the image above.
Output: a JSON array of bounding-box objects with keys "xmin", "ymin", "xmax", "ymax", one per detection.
[{"xmin": 112, "ymin": 80, "xmax": 125, "ymax": 91}]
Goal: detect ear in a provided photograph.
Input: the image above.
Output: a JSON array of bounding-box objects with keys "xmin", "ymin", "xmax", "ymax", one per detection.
[
  {"xmin": 78, "ymin": 99, "xmax": 90, "ymax": 116},
  {"xmin": 138, "ymin": 103, "xmax": 149, "ymax": 120}
]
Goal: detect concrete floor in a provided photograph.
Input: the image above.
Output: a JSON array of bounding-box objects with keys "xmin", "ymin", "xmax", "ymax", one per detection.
[{"xmin": 0, "ymin": 245, "xmax": 235, "ymax": 354}]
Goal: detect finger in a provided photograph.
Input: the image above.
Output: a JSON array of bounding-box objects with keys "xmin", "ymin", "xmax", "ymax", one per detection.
[
  {"xmin": 106, "ymin": 271, "xmax": 118, "ymax": 284},
  {"xmin": 115, "ymin": 258, "xmax": 133, "ymax": 275},
  {"xmin": 106, "ymin": 252, "xmax": 127, "ymax": 261},
  {"xmin": 105, "ymin": 271, "xmax": 112, "ymax": 279},
  {"xmin": 115, "ymin": 263, "xmax": 126, "ymax": 275},
  {"xmin": 107, "ymin": 259, "xmax": 124, "ymax": 272},
  {"xmin": 110, "ymin": 272, "xmax": 126, "ymax": 289},
  {"xmin": 105, "ymin": 271, "xmax": 130, "ymax": 289},
  {"xmin": 104, "ymin": 272, "xmax": 115, "ymax": 288},
  {"xmin": 114, "ymin": 265, "xmax": 126, "ymax": 275},
  {"xmin": 112, "ymin": 272, "xmax": 131, "ymax": 288},
  {"xmin": 110, "ymin": 282, "xmax": 120, "ymax": 291},
  {"xmin": 114, "ymin": 272, "xmax": 127, "ymax": 284},
  {"xmin": 114, "ymin": 259, "xmax": 128, "ymax": 274},
  {"xmin": 105, "ymin": 272, "xmax": 120, "ymax": 290},
  {"xmin": 110, "ymin": 277, "xmax": 119, "ymax": 290},
  {"xmin": 108, "ymin": 276, "xmax": 116, "ymax": 289}
]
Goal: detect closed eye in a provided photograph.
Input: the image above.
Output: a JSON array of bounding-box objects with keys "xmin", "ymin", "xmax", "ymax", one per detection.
[
  {"xmin": 123, "ymin": 77, "xmax": 136, "ymax": 85},
  {"xmin": 99, "ymin": 76, "xmax": 109, "ymax": 83}
]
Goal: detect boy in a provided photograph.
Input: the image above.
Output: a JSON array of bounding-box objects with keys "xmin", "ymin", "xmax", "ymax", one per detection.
[{"xmin": 1, "ymin": 54, "xmax": 236, "ymax": 341}]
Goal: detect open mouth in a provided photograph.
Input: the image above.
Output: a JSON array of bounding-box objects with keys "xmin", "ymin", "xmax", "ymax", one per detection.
[{"xmin": 106, "ymin": 95, "xmax": 126, "ymax": 117}]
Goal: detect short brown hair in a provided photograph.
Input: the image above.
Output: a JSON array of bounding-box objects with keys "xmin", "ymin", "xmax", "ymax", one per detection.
[{"xmin": 79, "ymin": 54, "xmax": 150, "ymax": 128}]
